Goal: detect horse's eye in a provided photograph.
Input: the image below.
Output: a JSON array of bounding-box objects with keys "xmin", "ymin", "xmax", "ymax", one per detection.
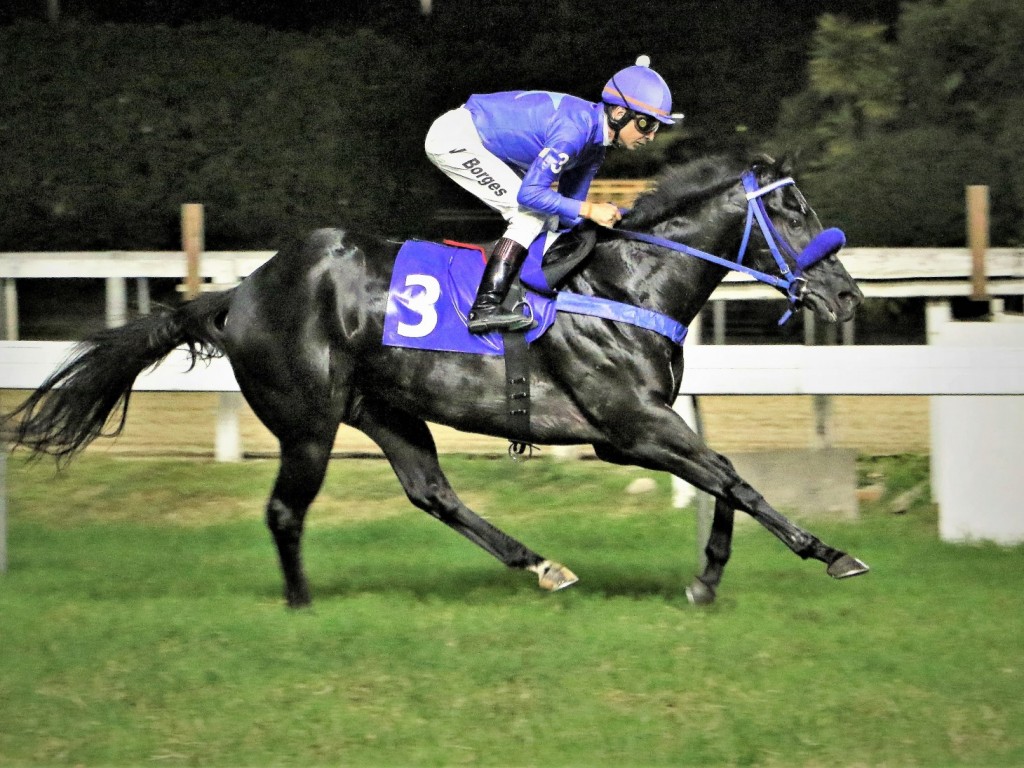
[{"xmin": 788, "ymin": 216, "xmax": 804, "ymax": 230}]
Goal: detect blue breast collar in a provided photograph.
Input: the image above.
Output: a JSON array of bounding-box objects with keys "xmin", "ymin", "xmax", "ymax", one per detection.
[{"xmin": 553, "ymin": 291, "xmax": 687, "ymax": 345}]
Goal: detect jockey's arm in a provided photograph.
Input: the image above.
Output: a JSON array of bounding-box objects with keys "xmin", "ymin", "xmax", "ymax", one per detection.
[
  {"xmin": 518, "ymin": 140, "xmax": 619, "ymax": 228},
  {"xmin": 517, "ymin": 145, "xmax": 583, "ymax": 221},
  {"xmin": 558, "ymin": 158, "xmax": 620, "ymax": 229}
]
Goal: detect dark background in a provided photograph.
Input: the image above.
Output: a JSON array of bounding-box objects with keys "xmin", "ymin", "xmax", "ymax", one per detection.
[
  {"xmin": 0, "ymin": 0, "xmax": 914, "ymax": 249},
  {"xmin": 2, "ymin": 0, "xmax": 1020, "ymax": 340}
]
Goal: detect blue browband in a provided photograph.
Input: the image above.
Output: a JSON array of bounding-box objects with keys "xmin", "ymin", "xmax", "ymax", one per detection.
[{"xmin": 614, "ymin": 171, "xmax": 846, "ymax": 324}]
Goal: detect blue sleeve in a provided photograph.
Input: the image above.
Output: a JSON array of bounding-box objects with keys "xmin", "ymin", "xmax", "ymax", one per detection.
[
  {"xmin": 558, "ymin": 155, "xmax": 603, "ymax": 207},
  {"xmin": 516, "ymin": 118, "xmax": 593, "ymax": 220},
  {"xmin": 517, "ymin": 153, "xmax": 583, "ymax": 220}
]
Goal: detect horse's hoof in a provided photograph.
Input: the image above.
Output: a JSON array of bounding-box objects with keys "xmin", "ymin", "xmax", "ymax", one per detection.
[
  {"xmin": 685, "ymin": 578, "xmax": 716, "ymax": 606},
  {"xmin": 532, "ymin": 560, "xmax": 579, "ymax": 591},
  {"xmin": 285, "ymin": 586, "xmax": 313, "ymax": 609},
  {"xmin": 827, "ymin": 554, "xmax": 870, "ymax": 579}
]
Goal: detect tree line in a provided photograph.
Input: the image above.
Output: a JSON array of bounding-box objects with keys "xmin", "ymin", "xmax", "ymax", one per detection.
[
  {"xmin": 1, "ymin": 0, "xmax": 1020, "ymax": 251},
  {"xmin": 773, "ymin": 0, "xmax": 1024, "ymax": 247}
]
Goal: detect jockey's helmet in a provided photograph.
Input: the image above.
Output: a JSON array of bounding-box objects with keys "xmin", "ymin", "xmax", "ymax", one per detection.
[{"xmin": 602, "ymin": 57, "xmax": 674, "ymax": 127}]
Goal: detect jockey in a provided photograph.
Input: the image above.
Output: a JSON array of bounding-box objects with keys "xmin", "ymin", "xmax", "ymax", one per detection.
[{"xmin": 425, "ymin": 56, "xmax": 675, "ymax": 334}]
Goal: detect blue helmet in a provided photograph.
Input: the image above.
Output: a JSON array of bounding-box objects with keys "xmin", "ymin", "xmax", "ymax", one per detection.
[{"xmin": 602, "ymin": 58, "xmax": 674, "ymax": 125}]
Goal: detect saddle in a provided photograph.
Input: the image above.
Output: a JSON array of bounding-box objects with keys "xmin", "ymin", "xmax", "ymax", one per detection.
[{"xmin": 520, "ymin": 223, "xmax": 600, "ymax": 295}]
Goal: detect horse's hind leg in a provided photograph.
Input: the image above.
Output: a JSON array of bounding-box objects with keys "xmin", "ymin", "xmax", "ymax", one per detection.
[
  {"xmin": 267, "ymin": 438, "xmax": 333, "ymax": 608},
  {"xmin": 349, "ymin": 399, "xmax": 578, "ymax": 591}
]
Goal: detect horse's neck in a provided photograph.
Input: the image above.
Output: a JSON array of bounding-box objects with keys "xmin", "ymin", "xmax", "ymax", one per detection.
[{"xmin": 575, "ymin": 220, "xmax": 732, "ymax": 327}]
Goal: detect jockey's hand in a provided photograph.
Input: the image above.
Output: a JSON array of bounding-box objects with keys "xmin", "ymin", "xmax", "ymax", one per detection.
[{"xmin": 581, "ymin": 201, "xmax": 622, "ymax": 229}]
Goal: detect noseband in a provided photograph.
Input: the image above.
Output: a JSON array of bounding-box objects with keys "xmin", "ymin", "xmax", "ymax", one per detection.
[{"xmin": 614, "ymin": 170, "xmax": 846, "ymax": 324}]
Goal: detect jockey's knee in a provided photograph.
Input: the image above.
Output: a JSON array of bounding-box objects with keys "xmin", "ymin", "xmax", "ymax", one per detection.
[{"xmin": 503, "ymin": 212, "xmax": 550, "ymax": 250}]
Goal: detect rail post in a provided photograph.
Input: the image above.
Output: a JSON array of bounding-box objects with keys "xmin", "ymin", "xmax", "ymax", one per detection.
[
  {"xmin": 215, "ymin": 393, "xmax": 243, "ymax": 462},
  {"xmin": 182, "ymin": 204, "xmax": 204, "ymax": 300},
  {"xmin": 967, "ymin": 185, "xmax": 989, "ymax": 301},
  {"xmin": 1, "ymin": 278, "xmax": 17, "ymax": 340},
  {"xmin": 105, "ymin": 276, "xmax": 128, "ymax": 328}
]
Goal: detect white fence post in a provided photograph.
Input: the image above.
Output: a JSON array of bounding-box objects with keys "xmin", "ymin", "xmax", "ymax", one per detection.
[
  {"xmin": 137, "ymin": 277, "xmax": 151, "ymax": 316},
  {"xmin": 931, "ymin": 320, "xmax": 1024, "ymax": 545},
  {"xmin": 2, "ymin": 279, "xmax": 17, "ymax": 340},
  {"xmin": 711, "ymin": 300, "xmax": 726, "ymax": 345},
  {"xmin": 926, "ymin": 300, "xmax": 952, "ymax": 344},
  {"xmin": 215, "ymin": 392, "xmax": 243, "ymax": 462},
  {"xmin": 105, "ymin": 276, "xmax": 128, "ymax": 328}
]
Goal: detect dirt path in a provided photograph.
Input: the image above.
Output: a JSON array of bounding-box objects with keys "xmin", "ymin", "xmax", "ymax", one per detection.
[{"xmin": 1, "ymin": 390, "xmax": 930, "ymax": 458}]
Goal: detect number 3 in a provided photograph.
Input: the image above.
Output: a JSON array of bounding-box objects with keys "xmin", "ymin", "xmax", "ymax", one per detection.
[
  {"xmin": 397, "ymin": 274, "xmax": 441, "ymax": 338},
  {"xmin": 540, "ymin": 147, "xmax": 569, "ymax": 175}
]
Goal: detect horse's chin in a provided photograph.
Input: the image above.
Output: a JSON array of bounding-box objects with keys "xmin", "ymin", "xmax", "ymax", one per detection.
[{"xmin": 802, "ymin": 290, "xmax": 845, "ymax": 324}]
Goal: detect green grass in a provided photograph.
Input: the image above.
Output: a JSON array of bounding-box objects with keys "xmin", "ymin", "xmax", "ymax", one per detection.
[{"xmin": 1, "ymin": 454, "xmax": 1022, "ymax": 766}]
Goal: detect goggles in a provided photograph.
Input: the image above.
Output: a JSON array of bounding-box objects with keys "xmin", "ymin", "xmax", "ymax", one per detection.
[{"xmin": 632, "ymin": 113, "xmax": 660, "ymax": 135}]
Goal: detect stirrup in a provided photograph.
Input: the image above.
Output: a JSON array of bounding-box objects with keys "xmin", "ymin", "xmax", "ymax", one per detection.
[{"xmin": 467, "ymin": 306, "xmax": 534, "ymax": 334}]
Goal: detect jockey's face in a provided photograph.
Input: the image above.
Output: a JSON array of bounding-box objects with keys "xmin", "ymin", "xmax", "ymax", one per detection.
[{"xmin": 609, "ymin": 107, "xmax": 658, "ymax": 150}]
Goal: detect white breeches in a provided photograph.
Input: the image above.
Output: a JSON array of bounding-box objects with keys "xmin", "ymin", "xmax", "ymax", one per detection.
[{"xmin": 425, "ymin": 107, "xmax": 555, "ymax": 248}]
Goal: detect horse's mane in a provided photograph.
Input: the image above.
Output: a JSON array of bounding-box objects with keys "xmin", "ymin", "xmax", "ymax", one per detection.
[{"xmin": 621, "ymin": 153, "xmax": 783, "ymax": 231}]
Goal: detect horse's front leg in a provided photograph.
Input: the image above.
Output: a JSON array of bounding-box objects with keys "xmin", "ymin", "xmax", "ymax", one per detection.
[
  {"xmin": 595, "ymin": 403, "xmax": 868, "ymax": 602},
  {"xmin": 685, "ymin": 497, "xmax": 733, "ymax": 606},
  {"xmin": 726, "ymin": 474, "xmax": 869, "ymax": 578}
]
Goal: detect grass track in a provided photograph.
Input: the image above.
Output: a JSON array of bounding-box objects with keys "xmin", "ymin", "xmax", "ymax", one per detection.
[{"xmin": 1, "ymin": 455, "xmax": 1022, "ymax": 766}]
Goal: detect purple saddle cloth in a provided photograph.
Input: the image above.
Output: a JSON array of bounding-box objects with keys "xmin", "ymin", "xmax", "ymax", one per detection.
[
  {"xmin": 382, "ymin": 238, "xmax": 687, "ymax": 356},
  {"xmin": 382, "ymin": 239, "xmax": 557, "ymax": 355}
]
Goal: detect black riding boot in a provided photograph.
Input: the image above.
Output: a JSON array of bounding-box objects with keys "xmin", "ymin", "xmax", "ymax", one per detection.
[{"xmin": 467, "ymin": 237, "xmax": 533, "ymax": 334}]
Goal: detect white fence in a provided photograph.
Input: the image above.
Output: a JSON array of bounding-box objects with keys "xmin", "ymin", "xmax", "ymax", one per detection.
[
  {"xmin": 2, "ymin": 244, "xmax": 1024, "ymax": 552},
  {"xmin": 2, "ymin": 246, "xmax": 1024, "ymax": 339},
  {"xmin": 3, "ymin": 332, "xmax": 1024, "ymax": 549}
]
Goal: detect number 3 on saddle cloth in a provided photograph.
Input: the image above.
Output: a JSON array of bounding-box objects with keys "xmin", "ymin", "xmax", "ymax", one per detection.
[{"xmin": 382, "ymin": 233, "xmax": 688, "ymax": 355}]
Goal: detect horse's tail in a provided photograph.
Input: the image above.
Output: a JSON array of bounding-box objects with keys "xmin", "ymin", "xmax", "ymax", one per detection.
[{"xmin": 2, "ymin": 289, "xmax": 236, "ymax": 463}]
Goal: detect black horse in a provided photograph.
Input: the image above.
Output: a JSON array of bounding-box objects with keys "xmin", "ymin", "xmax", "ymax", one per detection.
[{"xmin": 4, "ymin": 154, "xmax": 868, "ymax": 607}]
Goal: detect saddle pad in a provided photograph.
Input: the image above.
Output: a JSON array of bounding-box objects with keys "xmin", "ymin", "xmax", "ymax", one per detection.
[{"xmin": 382, "ymin": 240, "xmax": 557, "ymax": 356}]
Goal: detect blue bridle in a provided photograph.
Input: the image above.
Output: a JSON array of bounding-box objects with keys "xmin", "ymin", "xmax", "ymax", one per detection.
[{"xmin": 614, "ymin": 170, "xmax": 847, "ymax": 324}]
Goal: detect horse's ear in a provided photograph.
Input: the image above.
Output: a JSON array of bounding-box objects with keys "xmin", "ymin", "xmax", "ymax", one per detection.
[
  {"xmin": 749, "ymin": 152, "xmax": 778, "ymax": 183},
  {"xmin": 750, "ymin": 151, "xmax": 800, "ymax": 183},
  {"xmin": 777, "ymin": 152, "xmax": 798, "ymax": 177}
]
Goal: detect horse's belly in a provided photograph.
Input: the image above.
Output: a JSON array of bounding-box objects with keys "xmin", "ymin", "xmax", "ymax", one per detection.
[{"xmin": 358, "ymin": 348, "xmax": 601, "ymax": 444}]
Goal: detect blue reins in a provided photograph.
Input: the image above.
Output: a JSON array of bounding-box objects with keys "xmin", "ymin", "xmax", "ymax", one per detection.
[{"xmin": 613, "ymin": 171, "xmax": 846, "ymax": 325}]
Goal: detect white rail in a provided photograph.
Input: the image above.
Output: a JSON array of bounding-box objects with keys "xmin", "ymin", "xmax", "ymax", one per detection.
[
  {"xmin": 1, "ymin": 247, "xmax": 1023, "ymax": 289},
  {"xmin": 4, "ymin": 332, "xmax": 1022, "ymax": 552},
  {"xmin": 2, "ymin": 340, "xmax": 1024, "ymax": 397},
  {"xmin": 3, "ymin": 340, "xmax": 1023, "ymax": 465},
  {"xmin": 2, "ymin": 246, "xmax": 1024, "ymax": 335}
]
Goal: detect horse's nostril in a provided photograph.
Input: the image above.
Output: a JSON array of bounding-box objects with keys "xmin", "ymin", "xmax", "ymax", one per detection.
[{"xmin": 839, "ymin": 290, "xmax": 862, "ymax": 309}]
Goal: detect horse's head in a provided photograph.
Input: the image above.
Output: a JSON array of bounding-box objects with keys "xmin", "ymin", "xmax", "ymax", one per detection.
[
  {"xmin": 739, "ymin": 157, "xmax": 863, "ymax": 324},
  {"xmin": 615, "ymin": 154, "xmax": 862, "ymax": 326}
]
